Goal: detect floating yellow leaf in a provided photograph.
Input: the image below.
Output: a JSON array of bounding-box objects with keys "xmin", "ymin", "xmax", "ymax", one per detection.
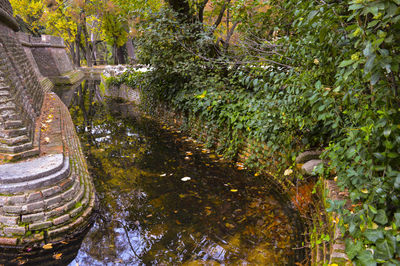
[
  {"xmin": 53, "ymin": 253, "xmax": 62, "ymax": 260},
  {"xmin": 209, "ymin": 154, "xmax": 216, "ymax": 159},
  {"xmin": 225, "ymin": 223, "xmax": 235, "ymax": 229},
  {"xmin": 185, "ymin": 151, "xmax": 193, "ymax": 155},
  {"xmin": 284, "ymin": 169, "xmax": 293, "ymax": 176},
  {"xmin": 230, "ymin": 189, "xmax": 238, "ymax": 192},
  {"xmin": 42, "ymin": 243, "xmax": 53, "ymax": 249},
  {"xmin": 254, "ymin": 172, "xmax": 260, "ymax": 177}
]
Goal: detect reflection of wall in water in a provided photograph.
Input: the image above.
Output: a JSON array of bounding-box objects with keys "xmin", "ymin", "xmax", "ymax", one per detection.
[
  {"xmin": 0, "ymin": 225, "xmax": 91, "ymax": 266},
  {"xmin": 54, "ymin": 80, "xmax": 105, "ymax": 108}
]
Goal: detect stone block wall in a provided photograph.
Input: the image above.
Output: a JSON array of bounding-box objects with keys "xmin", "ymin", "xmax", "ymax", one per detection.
[
  {"xmin": 17, "ymin": 33, "xmax": 84, "ymax": 85},
  {"xmin": 0, "ymin": 0, "xmax": 12, "ymax": 18}
]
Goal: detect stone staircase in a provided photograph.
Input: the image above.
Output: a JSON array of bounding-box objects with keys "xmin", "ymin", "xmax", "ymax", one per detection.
[{"xmin": 0, "ymin": 80, "xmax": 37, "ymax": 157}]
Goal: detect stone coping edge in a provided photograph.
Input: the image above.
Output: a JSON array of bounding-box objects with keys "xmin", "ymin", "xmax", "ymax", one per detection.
[
  {"xmin": 49, "ymin": 70, "xmax": 84, "ymax": 85},
  {"xmin": 0, "ymin": 9, "xmax": 19, "ymax": 31},
  {"xmin": 19, "ymin": 40, "xmax": 66, "ymax": 49}
]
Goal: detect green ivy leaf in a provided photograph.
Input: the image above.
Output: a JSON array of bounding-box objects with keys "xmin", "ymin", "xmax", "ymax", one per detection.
[
  {"xmin": 374, "ymin": 209, "xmax": 388, "ymax": 225},
  {"xmin": 375, "ymin": 238, "xmax": 395, "ymax": 261},
  {"xmin": 357, "ymin": 249, "xmax": 376, "ymax": 266},
  {"xmin": 365, "ymin": 54, "xmax": 377, "ymax": 74},
  {"xmin": 363, "ymin": 229, "xmax": 384, "ymax": 242},
  {"xmin": 339, "ymin": 59, "xmax": 355, "ymax": 68},
  {"xmin": 394, "ymin": 213, "xmax": 400, "ymax": 228},
  {"xmin": 346, "ymin": 238, "xmax": 363, "ymax": 260}
]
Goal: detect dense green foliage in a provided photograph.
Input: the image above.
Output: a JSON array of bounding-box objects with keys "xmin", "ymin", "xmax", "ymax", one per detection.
[{"xmin": 113, "ymin": 0, "xmax": 400, "ymax": 264}]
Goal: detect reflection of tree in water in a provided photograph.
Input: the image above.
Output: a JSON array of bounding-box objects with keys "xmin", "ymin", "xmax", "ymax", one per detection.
[{"xmin": 69, "ymin": 82, "xmax": 306, "ymax": 265}]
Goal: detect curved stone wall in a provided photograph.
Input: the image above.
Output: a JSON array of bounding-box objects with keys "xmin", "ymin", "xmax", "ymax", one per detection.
[{"xmin": 0, "ymin": 0, "xmax": 95, "ymax": 253}]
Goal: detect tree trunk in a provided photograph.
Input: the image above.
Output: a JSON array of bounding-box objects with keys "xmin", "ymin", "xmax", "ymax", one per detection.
[
  {"xmin": 91, "ymin": 32, "xmax": 97, "ymax": 65},
  {"xmin": 116, "ymin": 44, "xmax": 126, "ymax": 65},
  {"xmin": 75, "ymin": 25, "xmax": 82, "ymax": 67},
  {"xmin": 112, "ymin": 44, "xmax": 117, "ymax": 65},
  {"xmin": 82, "ymin": 22, "xmax": 93, "ymax": 67}
]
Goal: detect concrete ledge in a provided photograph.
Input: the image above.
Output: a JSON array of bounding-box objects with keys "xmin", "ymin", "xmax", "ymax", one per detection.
[
  {"xmin": 49, "ymin": 70, "xmax": 84, "ymax": 85},
  {"xmin": 0, "ymin": 156, "xmax": 70, "ymax": 194},
  {"xmin": 40, "ymin": 77, "xmax": 54, "ymax": 93},
  {"xmin": 0, "ymin": 154, "xmax": 64, "ymax": 183}
]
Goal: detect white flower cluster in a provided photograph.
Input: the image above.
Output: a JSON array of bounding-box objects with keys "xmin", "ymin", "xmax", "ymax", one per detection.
[
  {"xmin": 102, "ymin": 65, "xmax": 152, "ymax": 77},
  {"xmin": 102, "ymin": 65, "xmax": 128, "ymax": 78}
]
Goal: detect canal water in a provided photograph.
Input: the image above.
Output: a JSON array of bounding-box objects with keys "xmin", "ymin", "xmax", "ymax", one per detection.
[{"xmin": 50, "ymin": 79, "xmax": 306, "ymax": 265}]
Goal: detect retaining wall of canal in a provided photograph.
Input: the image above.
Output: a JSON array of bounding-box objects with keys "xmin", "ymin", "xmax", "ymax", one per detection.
[
  {"xmin": 0, "ymin": 0, "xmax": 95, "ymax": 250},
  {"xmin": 16, "ymin": 33, "xmax": 84, "ymax": 85},
  {"xmin": 103, "ymin": 77, "xmax": 350, "ymax": 265}
]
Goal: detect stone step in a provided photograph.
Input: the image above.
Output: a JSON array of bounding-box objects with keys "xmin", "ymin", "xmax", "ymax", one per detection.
[
  {"xmin": 44, "ymin": 179, "xmax": 84, "ymax": 219},
  {"xmin": 0, "ymin": 141, "xmax": 32, "ymax": 154},
  {"xmin": 1, "ymin": 127, "xmax": 27, "ymax": 138},
  {"xmin": 4, "ymin": 120, "xmax": 23, "ymax": 129},
  {"xmin": 0, "ymin": 156, "xmax": 70, "ymax": 194},
  {"xmin": 0, "ymin": 101, "xmax": 15, "ymax": 111},
  {"xmin": 0, "ymin": 154, "xmax": 65, "ymax": 184},
  {"xmin": 0, "ymin": 89, "xmax": 10, "ymax": 97},
  {"xmin": 0, "ymin": 113, "xmax": 20, "ymax": 121},
  {"xmin": 0, "ymin": 134, "xmax": 30, "ymax": 146},
  {"xmin": 0, "ymin": 142, "xmax": 33, "ymax": 153},
  {"xmin": 0, "ymin": 96, "xmax": 10, "ymax": 103}
]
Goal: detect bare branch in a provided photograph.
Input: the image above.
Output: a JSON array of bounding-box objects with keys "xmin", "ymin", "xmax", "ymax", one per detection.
[{"xmin": 210, "ymin": 0, "xmax": 231, "ymax": 35}]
